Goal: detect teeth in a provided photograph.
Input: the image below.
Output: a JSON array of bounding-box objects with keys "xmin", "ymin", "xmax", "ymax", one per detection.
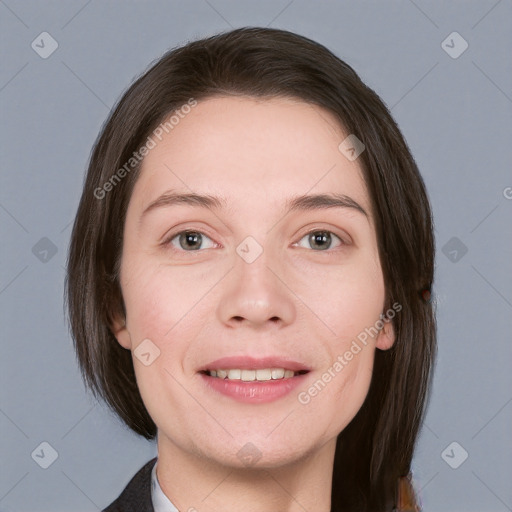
[
  {"xmin": 241, "ymin": 370, "xmax": 256, "ymax": 381},
  {"xmin": 207, "ymin": 367, "xmax": 300, "ymax": 381},
  {"xmin": 227, "ymin": 369, "xmax": 241, "ymax": 380},
  {"xmin": 272, "ymin": 368, "xmax": 285, "ymax": 379},
  {"xmin": 271, "ymin": 368, "xmax": 284, "ymax": 379},
  {"xmin": 256, "ymin": 369, "xmax": 271, "ymax": 381}
]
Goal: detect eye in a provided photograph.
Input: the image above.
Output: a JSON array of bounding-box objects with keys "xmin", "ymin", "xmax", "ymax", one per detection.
[
  {"xmin": 295, "ymin": 230, "xmax": 344, "ymax": 251},
  {"xmin": 167, "ymin": 230, "xmax": 216, "ymax": 251}
]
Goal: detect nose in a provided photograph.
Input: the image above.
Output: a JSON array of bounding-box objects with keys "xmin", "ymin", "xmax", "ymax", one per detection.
[{"xmin": 216, "ymin": 249, "xmax": 296, "ymax": 330}]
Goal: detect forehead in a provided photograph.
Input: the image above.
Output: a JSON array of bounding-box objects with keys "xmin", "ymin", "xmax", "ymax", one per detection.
[{"xmin": 131, "ymin": 96, "xmax": 370, "ymax": 215}]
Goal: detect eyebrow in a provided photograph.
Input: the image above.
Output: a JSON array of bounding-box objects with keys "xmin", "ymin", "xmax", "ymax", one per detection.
[
  {"xmin": 140, "ymin": 190, "xmax": 368, "ymax": 220},
  {"xmin": 285, "ymin": 193, "xmax": 368, "ymax": 217}
]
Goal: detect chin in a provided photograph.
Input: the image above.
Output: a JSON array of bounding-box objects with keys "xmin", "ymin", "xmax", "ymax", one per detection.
[{"xmin": 196, "ymin": 430, "xmax": 326, "ymax": 471}]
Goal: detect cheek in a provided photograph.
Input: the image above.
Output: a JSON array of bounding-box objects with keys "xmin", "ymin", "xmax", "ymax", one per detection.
[
  {"xmin": 291, "ymin": 254, "xmax": 385, "ymax": 342},
  {"xmin": 122, "ymin": 260, "xmax": 206, "ymax": 340}
]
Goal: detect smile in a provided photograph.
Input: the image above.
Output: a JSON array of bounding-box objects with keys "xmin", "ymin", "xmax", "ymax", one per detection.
[{"xmin": 197, "ymin": 356, "xmax": 311, "ymax": 403}]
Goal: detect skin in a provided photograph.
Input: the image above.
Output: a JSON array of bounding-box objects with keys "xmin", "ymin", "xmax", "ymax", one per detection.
[{"xmin": 112, "ymin": 96, "xmax": 395, "ymax": 512}]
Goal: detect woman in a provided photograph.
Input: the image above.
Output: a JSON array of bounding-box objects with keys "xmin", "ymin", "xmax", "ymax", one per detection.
[{"xmin": 66, "ymin": 27, "xmax": 436, "ymax": 512}]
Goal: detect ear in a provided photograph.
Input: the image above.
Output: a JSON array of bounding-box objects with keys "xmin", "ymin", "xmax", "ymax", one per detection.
[
  {"xmin": 110, "ymin": 313, "xmax": 132, "ymax": 350},
  {"xmin": 375, "ymin": 318, "xmax": 395, "ymax": 351}
]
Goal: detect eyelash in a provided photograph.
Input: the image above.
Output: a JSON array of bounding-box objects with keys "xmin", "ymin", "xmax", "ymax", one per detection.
[{"xmin": 162, "ymin": 228, "xmax": 348, "ymax": 253}]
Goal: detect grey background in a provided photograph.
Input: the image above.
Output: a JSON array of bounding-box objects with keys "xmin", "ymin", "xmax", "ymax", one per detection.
[{"xmin": 1, "ymin": 1, "xmax": 511, "ymax": 511}]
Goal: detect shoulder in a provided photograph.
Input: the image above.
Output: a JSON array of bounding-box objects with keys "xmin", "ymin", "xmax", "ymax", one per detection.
[{"xmin": 102, "ymin": 457, "xmax": 157, "ymax": 512}]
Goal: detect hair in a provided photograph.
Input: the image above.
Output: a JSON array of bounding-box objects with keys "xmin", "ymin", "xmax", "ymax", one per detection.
[{"xmin": 66, "ymin": 27, "xmax": 436, "ymax": 511}]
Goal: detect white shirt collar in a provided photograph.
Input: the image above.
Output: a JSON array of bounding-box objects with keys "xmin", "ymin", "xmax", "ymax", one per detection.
[{"xmin": 151, "ymin": 460, "xmax": 180, "ymax": 512}]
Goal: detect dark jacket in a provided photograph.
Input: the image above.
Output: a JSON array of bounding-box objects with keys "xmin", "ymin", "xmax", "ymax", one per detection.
[
  {"xmin": 102, "ymin": 457, "xmax": 420, "ymax": 512},
  {"xmin": 102, "ymin": 457, "xmax": 157, "ymax": 512}
]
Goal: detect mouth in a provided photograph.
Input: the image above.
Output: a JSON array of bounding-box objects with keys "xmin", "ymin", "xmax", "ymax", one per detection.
[{"xmin": 197, "ymin": 356, "xmax": 311, "ymax": 403}]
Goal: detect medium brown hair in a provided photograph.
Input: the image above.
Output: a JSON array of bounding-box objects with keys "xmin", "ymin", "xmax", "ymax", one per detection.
[{"xmin": 66, "ymin": 27, "xmax": 436, "ymax": 511}]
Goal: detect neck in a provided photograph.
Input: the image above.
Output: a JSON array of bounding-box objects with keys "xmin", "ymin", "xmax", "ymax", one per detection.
[{"xmin": 156, "ymin": 433, "xmax": 336, "ymax": 512}]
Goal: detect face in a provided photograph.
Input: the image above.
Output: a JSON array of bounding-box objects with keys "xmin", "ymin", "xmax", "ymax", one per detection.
[{"xmin": 113, "ymin": 96, "xmax": 394, "ymax": 469}]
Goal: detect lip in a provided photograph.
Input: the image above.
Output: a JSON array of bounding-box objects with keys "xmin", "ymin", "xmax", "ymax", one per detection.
[
  {"xmin": 199, "ymin": 371, "xmax": 309, "ymax": 403},
  {"xmin": 197, "ymin": 356, "xmax": 311, "ymax": 404},
  {"xmin": 197, "ymin": 355, "xmax": 311, "ymax": 373}
]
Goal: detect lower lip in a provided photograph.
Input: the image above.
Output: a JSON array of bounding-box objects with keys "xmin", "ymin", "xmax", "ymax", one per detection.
[{"xmin": 199, "ymin": 372, "xmax": 309, "ymax": 403}]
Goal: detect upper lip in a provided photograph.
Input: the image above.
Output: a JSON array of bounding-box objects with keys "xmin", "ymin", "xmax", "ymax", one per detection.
[{"xmin": 198, "ymin": 356, "xmax": 311, "ymax": 373}]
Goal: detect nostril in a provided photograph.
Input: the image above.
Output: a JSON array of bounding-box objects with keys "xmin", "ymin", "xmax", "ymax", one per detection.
[{"xmin": 230, "ymin": 315, "xmax": 281, "ymax": 323}]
